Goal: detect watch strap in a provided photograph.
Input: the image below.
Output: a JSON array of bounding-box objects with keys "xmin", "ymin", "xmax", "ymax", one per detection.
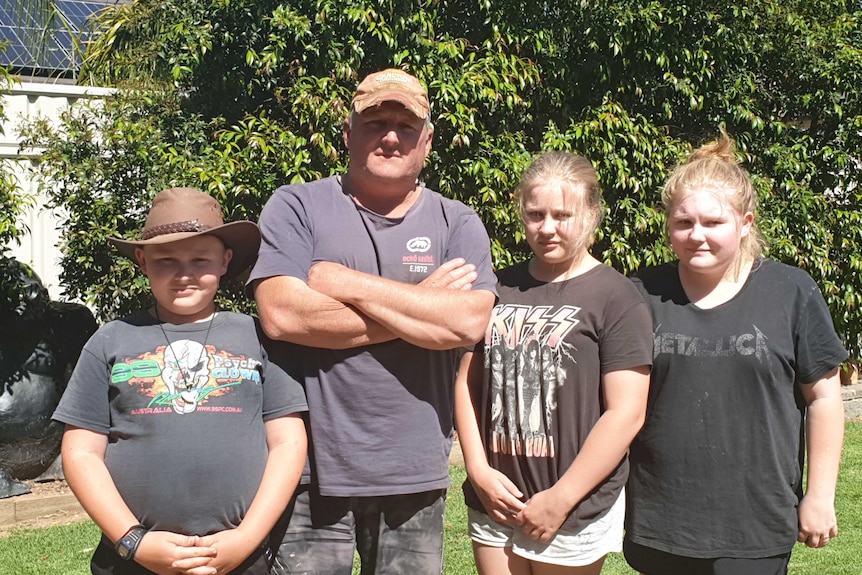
[{"xmin": 114, "ymin": 524, "xmax": 148, "ymax": 560}]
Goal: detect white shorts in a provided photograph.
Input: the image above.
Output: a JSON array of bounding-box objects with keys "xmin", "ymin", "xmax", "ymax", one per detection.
[{"xmin": 467, "ymin": 489, "xmax": 625, "ymax": 567}]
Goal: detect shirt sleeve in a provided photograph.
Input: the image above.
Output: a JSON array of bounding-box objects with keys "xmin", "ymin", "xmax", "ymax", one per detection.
[
  {"xmin": 248, "ymin": 184, "xmax": 315, "ymax": 285},
  {"xmin": 444, "ymin": 204, "xmax": 498, "ymax": 296},
  {"xmin": 256, "ymin": 321, "xmax": 308, "ymax": 420},
  {"xmin": 794, "ymin": 276, "xmax": 848, "ymax": 384},
  {"xmin": 599, "ymin": 274, "xmax": 654, "ymax": 374}
]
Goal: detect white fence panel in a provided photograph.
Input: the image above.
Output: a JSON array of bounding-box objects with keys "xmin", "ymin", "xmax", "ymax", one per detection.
[{"xmin": 1, "ymin": 82, "xmax": 114, "ymax": 301}]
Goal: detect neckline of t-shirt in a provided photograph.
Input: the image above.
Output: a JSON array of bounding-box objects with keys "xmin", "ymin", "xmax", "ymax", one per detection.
[
  {"xmin": 678, "ymin": 257, "xmax": 765, "ymax": 311},
  {"xmin": 141, "ymin": 310, "xmax": 230, "ymax": 332},
  {"xmin": 338, "ymin": 174, "xmax": 426, "ymax": 221},
  {"xmin": 527, "ymin": 260, "xmax": 606, "ymax": 286}
]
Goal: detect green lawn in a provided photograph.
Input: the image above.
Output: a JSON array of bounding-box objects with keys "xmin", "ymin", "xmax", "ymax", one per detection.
[{"xmin": 3, "ymin": 420, "xmax": 860, "ymax": 575}]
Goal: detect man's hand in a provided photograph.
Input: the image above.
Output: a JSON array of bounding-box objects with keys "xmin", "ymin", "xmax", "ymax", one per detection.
[
  {"xmin": 308, "ymin": 257, "xmax": 478, "ymax": 303},
  {"xmin": 419, "ymin": 258, "xmax": 478, "ymax": 290},
  {"xmin": 306, "ymin": 256, "xmax": 493, "ymax": 349}
]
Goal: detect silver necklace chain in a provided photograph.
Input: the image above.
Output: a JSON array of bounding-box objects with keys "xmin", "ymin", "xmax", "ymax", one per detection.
[{"xmin": 154, "ymin": 307, "xmax": 216, "ymax": 391}]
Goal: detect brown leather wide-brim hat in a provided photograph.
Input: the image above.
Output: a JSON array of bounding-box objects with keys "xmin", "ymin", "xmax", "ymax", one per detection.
[{"xmin": 109, "ymin": 187, "xmax": 261, "ymax": 280}]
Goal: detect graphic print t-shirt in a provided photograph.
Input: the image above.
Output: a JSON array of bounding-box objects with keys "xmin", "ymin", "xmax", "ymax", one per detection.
[
  {"xmin": 53, "ymin": 311, "xmax": 307, "ymax": 536},
  {"xmin": 626, "ymin": 259, "xmax": 848, "ymax": 557},
  {"xmin": 463, "ymin": 262, "xmax": 653, "ymax": 531}
]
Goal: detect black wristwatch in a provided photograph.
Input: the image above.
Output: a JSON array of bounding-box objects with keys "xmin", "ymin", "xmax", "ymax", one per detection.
[{"xmin": 114, "ymin": 524, "xmax": 148, "ymax": 560}]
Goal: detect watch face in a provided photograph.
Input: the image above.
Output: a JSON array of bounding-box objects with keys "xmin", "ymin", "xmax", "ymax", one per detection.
[
  {"xmin": 116, "ymin": 540, "xmax": 134, "ymax": 559},
  {"xmin": 115, "ymin": 526, "xmax": 146, "ymax": 560}
]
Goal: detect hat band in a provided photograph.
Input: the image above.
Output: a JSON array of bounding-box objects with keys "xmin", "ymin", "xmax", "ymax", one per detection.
[{"xmin": 142, "ymin": 220, "xmax": 213, "ymax": 240}]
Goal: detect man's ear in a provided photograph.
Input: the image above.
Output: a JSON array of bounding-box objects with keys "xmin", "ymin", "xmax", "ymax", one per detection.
[
  {"xmin": 343, "ymin": 117, "xmax": 351, "ymax": 147},
  {"xmin": 423, "ymin": 125, "xmax": 434, "ymax": 156}
]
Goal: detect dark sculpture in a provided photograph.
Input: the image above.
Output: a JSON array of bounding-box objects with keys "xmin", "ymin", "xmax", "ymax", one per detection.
[{"xmin": 0, "ymin": 259, "xmax": 97, "ymax": 498}]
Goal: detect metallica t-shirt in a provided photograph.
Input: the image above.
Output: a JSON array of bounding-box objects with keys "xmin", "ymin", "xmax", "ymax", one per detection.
[
  {"xmin": 463, "ymin": 262, "xmax": 653, "ymax": 531},
  {"xmin": 626, "ymin": 259, "xmax": 848, "ymax": 558}
]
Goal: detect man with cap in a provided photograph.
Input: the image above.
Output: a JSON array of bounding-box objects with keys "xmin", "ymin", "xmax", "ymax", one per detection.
[{"xmin": 250, "ymin": 69, "xmax": 497, "ymax": 573}]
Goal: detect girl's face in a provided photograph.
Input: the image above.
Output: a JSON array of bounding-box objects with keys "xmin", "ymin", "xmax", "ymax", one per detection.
[
  {"xmin": 522, "ymin": 182, "xmax": 586, "ymax": 269},
  {"xmin": 668, "ymin": 188, "xmax": 753, "ymax": 279}
]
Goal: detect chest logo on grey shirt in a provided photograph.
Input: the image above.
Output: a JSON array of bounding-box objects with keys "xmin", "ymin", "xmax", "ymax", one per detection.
[{"xmin": 406, "ymin": 236, "xmax": 431, "ymax": 252}]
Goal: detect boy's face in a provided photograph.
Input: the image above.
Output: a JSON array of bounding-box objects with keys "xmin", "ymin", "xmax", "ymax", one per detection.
[{"xmin": 136, "ymin": 235, "xmax": 232, "ymax": 323}]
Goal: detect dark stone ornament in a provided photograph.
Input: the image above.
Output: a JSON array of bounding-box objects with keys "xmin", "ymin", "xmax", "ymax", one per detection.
[{"xmin": 0, "ymin": 259, "xmax": 96, "ymax": 498}]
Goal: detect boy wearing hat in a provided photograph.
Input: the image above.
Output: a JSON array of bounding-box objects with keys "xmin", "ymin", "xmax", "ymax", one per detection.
[
  {"xmin": 251, "ymin": 69, "xmax": 497, "ymax": 573},
  {"xmin": 54, "ymin": 188, "xmax": 307, "ymax": 575}
]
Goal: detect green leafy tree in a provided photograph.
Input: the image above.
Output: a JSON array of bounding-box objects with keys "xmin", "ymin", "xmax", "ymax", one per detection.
[{"xmin": 21, "ymin": 0, "xmax": 862, "ymax": 356}]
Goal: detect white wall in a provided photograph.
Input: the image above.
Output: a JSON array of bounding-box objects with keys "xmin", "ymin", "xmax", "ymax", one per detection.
[{"xmin": 1, "ymin": 82, "xmax": 114, "ymax": 300}]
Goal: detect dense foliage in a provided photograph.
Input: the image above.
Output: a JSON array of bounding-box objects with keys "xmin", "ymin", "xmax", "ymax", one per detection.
[{"xmin": 18, "ymin": 0, "xmax": 862, "ymax": 355}]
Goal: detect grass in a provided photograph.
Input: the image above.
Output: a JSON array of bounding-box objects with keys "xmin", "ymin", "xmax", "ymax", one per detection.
[
  {"xmin": 3, "ymin": 420, "xmax": 861, "ymax": 575},
  {"xmin": 0, "ymin": 519, "xmax": 99, "ymax": 575}
]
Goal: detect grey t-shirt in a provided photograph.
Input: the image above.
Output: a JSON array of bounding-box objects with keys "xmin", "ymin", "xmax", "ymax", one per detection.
[
  {"xmin": 250, "ymin": 176, "xmax": 497, "ymax": 496},
  {"xmin": 53, "ymin": 311, "xmax": 307, "ymax": 535}
]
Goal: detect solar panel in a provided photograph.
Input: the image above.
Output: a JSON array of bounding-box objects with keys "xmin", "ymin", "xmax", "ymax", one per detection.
[{"xmin": 0, "ymin": 0, "xmax": 111, "ymax": 77}]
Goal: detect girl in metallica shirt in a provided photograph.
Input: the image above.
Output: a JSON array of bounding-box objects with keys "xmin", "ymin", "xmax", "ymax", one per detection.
[
  {"xmin": 624, "ymin": 131, "xmax": 847, "ymax": 575},
  {"xmin": 455, "ymin": 152, "xmax": 653, "ymax": 574}
]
